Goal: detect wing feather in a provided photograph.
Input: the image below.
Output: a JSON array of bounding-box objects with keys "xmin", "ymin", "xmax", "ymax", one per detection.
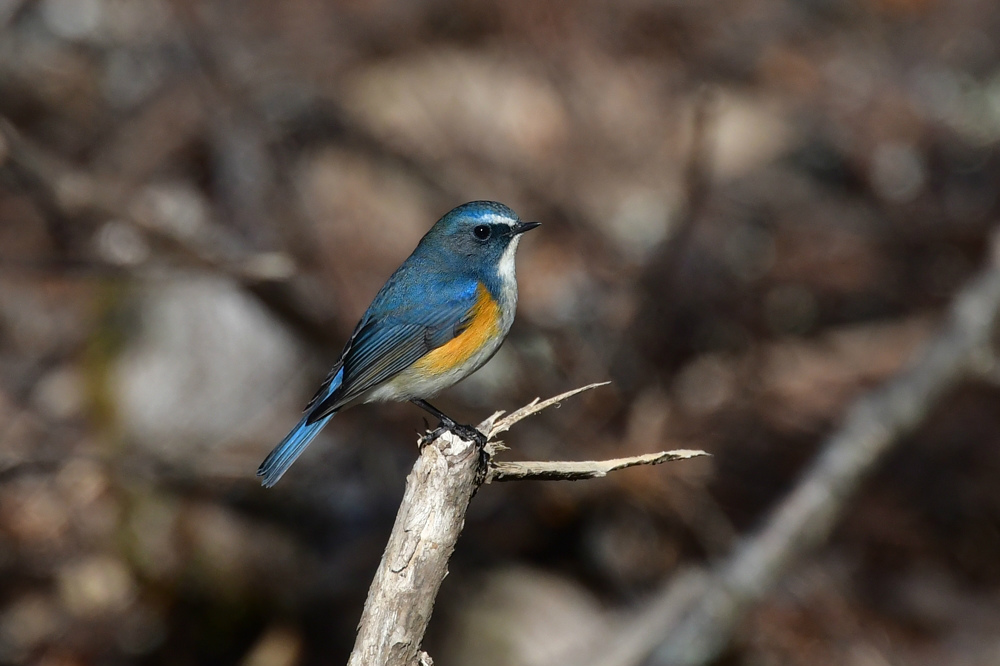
[{"xmin": 305, "ymin": 278, "xmax": 481, "ymax": 422}]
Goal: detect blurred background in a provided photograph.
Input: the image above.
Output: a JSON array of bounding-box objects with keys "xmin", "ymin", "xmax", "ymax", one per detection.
[{"xmin": 2, "ymin": 0, "xmax": 1000, "ymax": 664}]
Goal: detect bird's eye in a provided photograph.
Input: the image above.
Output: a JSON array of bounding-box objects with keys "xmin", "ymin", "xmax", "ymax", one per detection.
[{"xmin": 473, "ymin": 224, "xmax": 491, "ymax": 241}]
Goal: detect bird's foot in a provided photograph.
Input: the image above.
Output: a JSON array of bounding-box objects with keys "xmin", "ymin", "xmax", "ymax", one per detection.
[
  {"xmin": 448, "ymin": 422, "xmax": 488, "ymax": 447},
  {"xmin": 421, "ymin": 419, "xmax": 488, "ymax": 447}
]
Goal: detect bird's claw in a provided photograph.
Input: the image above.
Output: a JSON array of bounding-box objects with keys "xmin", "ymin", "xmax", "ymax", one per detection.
[
  {"xmin": 420, "ymin": 421, "xmax": 488, "ymax": 448},
  {"xmin": 450, "ymin": 423, "xmax": 488, "ymax": 447}
]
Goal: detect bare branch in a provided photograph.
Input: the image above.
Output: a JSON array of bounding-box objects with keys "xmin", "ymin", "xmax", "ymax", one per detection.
[
  {"xmin": 489, "ymin": 450, "xmax": 708, "ymax": 482},
  {"xmin": 348, "ymin": 430, "xmax": 481, "ymax": 666},
  {"xmin": 348, "ymin": 383, "xmax": 703, "ymax": 665},
  {"xmin": 485, "ymin": 381, "xmax": 611, "ymax": 437}
]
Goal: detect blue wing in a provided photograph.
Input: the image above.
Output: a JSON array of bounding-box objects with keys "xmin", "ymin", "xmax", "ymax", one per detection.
[
  {"xmin": 307, "ymin": 276, "xmax": 480, "ymax": 421},
  {"xmin": 257, "ymin": 274, "xmax": 480, "ymax": 487}
]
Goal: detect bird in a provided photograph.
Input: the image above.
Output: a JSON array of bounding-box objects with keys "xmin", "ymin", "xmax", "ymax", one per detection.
[{"xmin": 257, "ymin": 201, "xmax": 540, "ymax": 487}]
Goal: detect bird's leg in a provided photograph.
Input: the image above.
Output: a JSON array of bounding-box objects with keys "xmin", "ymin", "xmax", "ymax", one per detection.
[{"xmin": 411, "ymin": 399, "xmax": 487, "ymax": 447}]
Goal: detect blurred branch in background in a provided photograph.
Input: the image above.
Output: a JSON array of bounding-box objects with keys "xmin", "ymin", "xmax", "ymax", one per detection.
[
  {"xmin": 584, "ymin": 230, "xmax": 1000, "ymax": 666},
  {"xmin": 0, "ymin": 115, "xmax": 345, "ymax": 348}
]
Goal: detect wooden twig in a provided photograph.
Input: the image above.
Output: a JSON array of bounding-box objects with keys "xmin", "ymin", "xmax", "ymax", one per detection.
[
  {"xmin": 485, "ymin": 381, "xmax": 611, "ymax": 437},
  {"xmin": 489, "ymin": 450, "xmax": 707, "ymax": 482},
  {"xmin": 347, "ymin": 384, "xmax": 706, "ymax": 665}
]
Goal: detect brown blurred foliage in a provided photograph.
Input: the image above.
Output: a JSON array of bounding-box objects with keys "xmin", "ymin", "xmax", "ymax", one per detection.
[{"xmin": 1, "ymin": 0, "xmax": 1000, "ymax": 664}]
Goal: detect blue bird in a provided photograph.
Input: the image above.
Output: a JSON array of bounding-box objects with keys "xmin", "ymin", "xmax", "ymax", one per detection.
[{"xmin": 257, "ymin": 201, "xmax": 540, "ymax": 487}]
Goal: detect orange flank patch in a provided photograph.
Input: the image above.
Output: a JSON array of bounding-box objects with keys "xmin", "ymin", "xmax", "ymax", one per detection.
[{"xmin": 413, "ymin": 284, "xmax": 501, "ymax": 375}]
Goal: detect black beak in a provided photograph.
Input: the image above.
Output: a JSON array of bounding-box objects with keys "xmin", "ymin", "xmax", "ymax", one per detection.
[{"xmin": 511, "ymin": 221, "xmax": 541, "ymax": 236}]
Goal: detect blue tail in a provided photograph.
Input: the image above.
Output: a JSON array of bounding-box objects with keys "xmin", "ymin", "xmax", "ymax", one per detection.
[
  {"xmin": 256, "ymin": 412, "xmax": 335, "ymax": 487},
  {"xmin": 257, "ymin": 368, "xmax": 343, "ymax": 487}
]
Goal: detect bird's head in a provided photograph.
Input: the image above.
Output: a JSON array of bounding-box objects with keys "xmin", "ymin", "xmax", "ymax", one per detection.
[{"xmin": 422, "ymin": 201, "xmax": 540, "ymax": 279}]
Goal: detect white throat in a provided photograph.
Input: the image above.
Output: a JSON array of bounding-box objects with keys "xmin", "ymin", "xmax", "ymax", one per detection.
[{"xmin": 497, "ymin": 234, "xmax": 521, "ymax": 294}]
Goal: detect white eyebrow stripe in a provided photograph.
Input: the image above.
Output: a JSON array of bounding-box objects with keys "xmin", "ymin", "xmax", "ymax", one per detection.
[{"xmin": 477, "ymin": 212, "xmax": 517, "ymax": 226}]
